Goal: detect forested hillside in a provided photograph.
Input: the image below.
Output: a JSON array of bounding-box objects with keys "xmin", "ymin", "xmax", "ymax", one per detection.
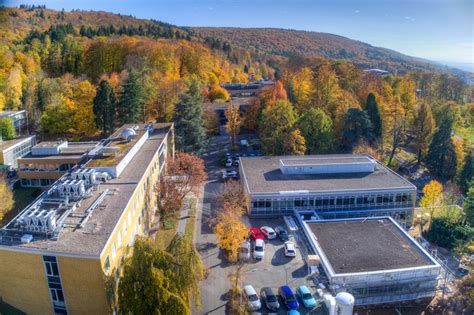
[{"xmin": 191, "ymin": 27, "xmax": 471, "ymax": 78}]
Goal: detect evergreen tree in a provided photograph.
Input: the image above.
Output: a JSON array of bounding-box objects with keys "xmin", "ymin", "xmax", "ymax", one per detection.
[
  {"xmin": 413, "ymin": 102, "xmax": 435, "ymax": 164},
  {"xmin": 426, "ymin": 116, "xmax": 457, "ymax": 180},
  {"xmin": 364, "ymin": 93, "xmax": 382, "ymax": 143},
  {"xmin": 342, "ymin": 108, "xmax": 373, "ymax": 151},
  {"xmin": 459, "ymin": 153, "xmax": 473, "ymax": 194},
  {"xmin": 118, "ymin": 71, "xmax": 145, "ymax": 124},
  {"xmin": 464, "ymin": 180, "xmax": 474, "ymax": 226},
  {"xmin": 296, "ymin": 108, "xmax": 335, "ymax": 154},
  {"xmin": 173, "ymin": 79, "xmax": 207, "ymax": 154},
  {"xmin": 37, "ymin": 79, "xmax": 46, "ymax": 112},
  {"xmin": 93, "ymin": 80, "xmax": 116, "ymax": 135}
]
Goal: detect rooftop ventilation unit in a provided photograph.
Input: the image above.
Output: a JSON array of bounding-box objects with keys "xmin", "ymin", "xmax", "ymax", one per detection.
[
  {"xmin": 72, "ymin": 168, "xmax": 98, "ymax": 186},
  {"xmin": 16, "ymin": 209, "xmax": 57, "ymax": 233},
  {"xmin": 56, "ymin": 179, "xmax": 86, "ymax": 200},
  {"xmin": 279, "ymin": 156, "xmax": 377, "ymax": 175}
]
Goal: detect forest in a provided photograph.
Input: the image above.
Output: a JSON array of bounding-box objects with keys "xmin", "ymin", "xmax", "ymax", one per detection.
[{"xmin": 0, "ymin": 6, "xmax": 472, "ymax": 186}]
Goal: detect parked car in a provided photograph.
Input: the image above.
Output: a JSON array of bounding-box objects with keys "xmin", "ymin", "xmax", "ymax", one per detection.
[
  {"xmin": 233, "ymin": 159, "xmax": 240, "ymax": 167},
  {"xmin": 296, "ymin": 285, "xmax": 317, "ymax": 309},
  {"xmin": 260, "ymin": 287, "xmax": 279, "ymax": 311},
  {"xmin": 239, "ymin": 241, "xmax": 251, "ymax": 260},
  {"xmin": 253, "ymin": 239, "xmax": 265, "ymax": 260},
  {"xmin": 225, "ymin": 159, "xmax": 233, "ymax": 167},
  {"xmin": 275, "ymin": 226, "xmax": 289, "ymax": 241},
  {"xmin": 284, "ymin": 241, "xmax": 296, "ymax": 257},
  {"xmin": 288, "ymin": 310, "xmax": 300, "ymax": 315},
  {"xmin": 222, "ymin": 170, "xmax": 238, "ymax": 181},
  {"xmin": 260, "ymin": 226, "xmax": 276, "ymax": 239},
  {"xmin": 249, "ymin": 228, "xmax": 265, "ymax": 241},
  {"xmin": 279, "ymin": 286, "xmax": 299, "ymax": 310},
  {"xmin": 244, "ymin": 285, "xmax": 262, "ymax": 311}
]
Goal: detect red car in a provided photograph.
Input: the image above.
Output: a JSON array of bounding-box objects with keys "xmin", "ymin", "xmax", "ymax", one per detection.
[{"xmin": 249, "ymin": 228, "xmax": 265, "ymax": 240}]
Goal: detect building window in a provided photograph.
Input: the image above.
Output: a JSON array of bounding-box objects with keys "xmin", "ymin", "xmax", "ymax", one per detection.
[
  {"xmin": 117, "ymin": 232, "xmax": 122, "ymax": 247},
  {"xmin": 112, "ymin": 243, "xmax": 117, "ymax": 259},
  {"xmin": 43, "ymin": 256, "xmax": 68, "ymax": 314},
  {"xmin": 104, "ymin": 256, "xmax": 111, "ymax": 273}
]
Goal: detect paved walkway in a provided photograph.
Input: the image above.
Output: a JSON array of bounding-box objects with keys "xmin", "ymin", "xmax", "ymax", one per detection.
[{"xmin": 177, "ymin": 199, "xmax": 190, "ymax": 235}]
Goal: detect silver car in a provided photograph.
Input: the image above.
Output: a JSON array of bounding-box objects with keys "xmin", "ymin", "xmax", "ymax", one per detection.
[
  {"xmin": 260, "ymin": 287, "xmax": 279, "ymax": 311},
  {"xmin": 244, "ymin": 285, "xmax": 262, "ymax": 311}
]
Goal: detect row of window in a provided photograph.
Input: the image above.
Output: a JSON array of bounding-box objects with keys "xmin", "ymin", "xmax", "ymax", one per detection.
[
  {"xmin": 21, "ymin": 178, "xmax": 55, "ymax": 187},
  {"xmin": 349, "ymin": 281, "xmax": 436, "ymax": 297},
  {"xmin": 3, "ymin": 138, "xmax": 35, "ymax": 165},
  {"xmin": 19, "ymin": 163, "xmax": 74, "ymax": 172},
  {"xmin": 251, "ymin": 192, "xmax": 414, "ymax": 211},
  {"xmin": 43, "ymin": 256, "xmax": 67, "ymax": 314}
]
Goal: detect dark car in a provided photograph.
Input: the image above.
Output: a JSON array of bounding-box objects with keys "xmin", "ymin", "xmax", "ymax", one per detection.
[
  {"xmin": 260, "ymin": 287, "xmax": 279, "ymax": 311},
  {"xmin": 275, "ymin": 225, "xmax": 289, "ymax": 241},
  {"xmin": 279, "ymin": 285, "xmax": 299, "ymax": 310}
]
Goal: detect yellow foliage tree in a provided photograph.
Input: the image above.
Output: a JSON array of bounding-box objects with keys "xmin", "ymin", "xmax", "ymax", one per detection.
[
  {"xmin": 71, "ymin": 80, "xmax": 97, "ymax": 137},
  {"xmin": 5, "ymin": 65, "xmax": 23, "ymax": 110},
  {"xmin": 208, "ymin": 84, "xmax": 230, "ymax": 102},
  {"xmin": 225, "ymin": 103, "xmax": 240, "ymax": 147},
  {"xmin": 291, "ymin": 67, "xmax": 313, "ymax": 112},
  {"xmin": 420, "ymin": 180, "xmax": 444, "ymax": 218},
  {"xmin": 214, "ymin": 203, "xmax": 248, "ymax": 263},
  {"xmin": 0, "ymin": 174, "xmax": 14, "ymax": 223}
]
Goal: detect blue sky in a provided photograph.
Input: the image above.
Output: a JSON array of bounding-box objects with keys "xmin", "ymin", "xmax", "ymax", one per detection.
[{"xmin": 6, "ymin": 0, "xmax": 473, "ymax": 64}]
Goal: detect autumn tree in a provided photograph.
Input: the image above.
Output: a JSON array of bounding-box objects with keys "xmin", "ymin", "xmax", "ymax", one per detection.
[
  {"xmin": 420, "ymin": 180, "xmax": 444, "ymax": 219},
  {"xmin": 426, "ymin": 115, "xmax": 457, "ymax": 180},
  {"xmin": 208, "ymin": 84, "xmax": 230, "ymax": 102},
  {"xmin": 93, "ymin": 80, "xmax": 117, "ymax": 135},
  {"xmin": 342, "ymin": 108, "xmax": 373, "ymax": 151},
  {"xmin": 118, "ymin": 70, "xmax": 145, "ymax": 124},
  {"xmin": 71, "ymin": 80, "xmax": 97, "ymax": 137},
  {"xmin": 385, "ymin": 96, "xmax": 406, "ymax": 166},
  {"xmin": 260, "ymin": 80, "xmax": 287, "ymax": 108},
  {"xmin": 118, "ymin": 235, "xmax": 203, "ymax": 314},
  {"xmin": 289, "ymin": 67, "xmax": 313, "ymax": 112},
  {"xmin": 225, "ymin": 103, "xmax": 240, "ymax": 147},
  {"xmin": 364, "ymin": 93, "xmax": 382, "ymax": 144},
  {"xmin": 41, "ymin": 98, "xmax": 75, "ymax": 135},
  {"xmin": 413, "ymin": 103, "xmax": 435, "ymax": 164},
  {"xmin": 242, "ymin": 98, "xmax": 261, "ymax": 132},
  {"xmin": 283, "ymin": 129, "xmax": 306, "ymax": 155},
  {"xmin": 158, "ymin": 153, "xmax": 207, "ymax": 222},
  {"xmin": 173, "ymin": 79, "xmax": 207, "ymax": 154},
  {"xmin": 202, "ymin": 102, "xmax": 219, "ymax": 135},
  {"xmin": 0, "ymin": 174, "xmax": 14, "ymax": 223},
  {"xmin": 5, "ymin": 65, "xmax": 23, "ymax": 110},
  {"xmin": 312, "ymin": 65, "xmax": 341, "ymax": 114},
  {"xmin": 218, "ymin": 180, "xmax": 247, "ymax": 211},
  {"xmin": 0, "ymin": 118, "xmax": 16, "ymax": 140},
  {"xmin": 459, "ymin": 153, "xmax": 473, "ymax": 194},
  {"xmin": 297, "ymin": 108, "xmax": 335, "ymax": 154},
  {"xmin": 213, "ymin": 203, "xmax": 248, "ymax": 262},
  {"xmin": 259, "ymin": 100, "xmax": 298, "ymax": 155}
]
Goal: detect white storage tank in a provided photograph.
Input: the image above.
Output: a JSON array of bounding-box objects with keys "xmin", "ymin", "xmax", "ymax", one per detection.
[
  {"xmin": 335, "ymin": 292, "xmax": 355, "ymax": 315},
  {"xmin": 322, "ymin": 293, "xmax": 336, "ymax": 315}
]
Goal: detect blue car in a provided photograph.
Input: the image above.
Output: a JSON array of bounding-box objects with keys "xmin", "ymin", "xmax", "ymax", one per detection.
[
  {"xmin": 288, "ymin": 310, "xmax": 300, "ymax": 315},
  {"xmin": 279, "ymin": 285, "xmax": 299, "ymax": 310},
  {"xmin": 296, "ymin": 285, "xmax": 317, "ymax": 309}
]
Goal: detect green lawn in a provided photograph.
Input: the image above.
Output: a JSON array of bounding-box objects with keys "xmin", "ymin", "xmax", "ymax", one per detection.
[{"xmin": 154, "ymin": 214, "xmax": 179, "ymax": 250}]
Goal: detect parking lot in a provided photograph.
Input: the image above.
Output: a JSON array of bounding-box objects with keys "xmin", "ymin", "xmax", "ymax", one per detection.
[
  {"xmin": 197, "ymin": 134, "xmax": 320, "ymax": 314},
  {"xmin": 241, "ymin": 218, "xmax": 318, "ymax": 314}
]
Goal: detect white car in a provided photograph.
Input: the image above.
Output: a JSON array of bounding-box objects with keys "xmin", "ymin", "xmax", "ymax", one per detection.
[
  {"xmin": 244, "ymin": 285, "xmax": 262, "ymax": 311},
  {"xmin": 239, "ymin": 241, "xmax": 251, "ymax": 260},
  {"xmin": 225, "ymin": 159, "xmax": 233, "ymax": 167},
  {"xmin": 260, "ymin": 226, "xmax": 276, "ymax": 239},
  {"xmin": 284, "ymin": 241, "xmax": 296, "ymax": 257},
  {"xmin": 253, "ymin": 239, "xmax": 265, "ymax": 260}
]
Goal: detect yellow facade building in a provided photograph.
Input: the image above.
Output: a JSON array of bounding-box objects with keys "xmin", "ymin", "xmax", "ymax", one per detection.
[{"xmin": 0, "ymin": 123, "xmax": 174, "ymax": 315}]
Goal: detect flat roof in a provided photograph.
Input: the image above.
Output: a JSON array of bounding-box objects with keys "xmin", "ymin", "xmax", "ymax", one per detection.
[
  {"xmin": 1, "ymin": 123, "xmax": 172, "ymax": 256},
  {"xmin": 307, "ymin": 218, "xmax": 435, "ymax": 273},
  {"xmin": 0, "ymin": 136, "xmax": 35, "ymax": 152},
  {"xmin": 240, "ymin": 154, "xmax": 415, "ymax": 194}
]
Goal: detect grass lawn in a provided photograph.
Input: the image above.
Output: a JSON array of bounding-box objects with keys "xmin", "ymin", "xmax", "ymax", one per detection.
[
  {"xmin": 1, "ymin": 187, "xmax": 41, "ymax": 226},
  {"xmin": 154, "ymin": 214, "xmax": 179, "ymax": 250}
]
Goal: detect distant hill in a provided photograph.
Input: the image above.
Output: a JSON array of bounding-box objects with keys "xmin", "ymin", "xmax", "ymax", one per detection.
[
  {"xmin": 190, "ymin": 27, "xmax": 472, "ymax": 78},
  {"xmin": 2, "ymin": 6, "xmax": 471, "ymax": 79}
]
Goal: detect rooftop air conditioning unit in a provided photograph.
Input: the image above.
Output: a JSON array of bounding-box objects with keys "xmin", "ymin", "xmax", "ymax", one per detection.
[{"xmin": 21, "ymin": 234, "xmax": 33, "ymax": 243}]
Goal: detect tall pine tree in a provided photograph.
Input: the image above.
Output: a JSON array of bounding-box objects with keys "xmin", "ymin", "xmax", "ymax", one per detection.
[
  {"xmin": 459, "ymin": 152, "xmax": 473, "ymax": 194},
  {"xmin": 93, "ymin": 80, "xmax": 116, "ymax": 135},
  {"xmin": 173, "ymin": 79, "xmax": 207, "ymax": 154},
  {"xmin": 364, "ymin": 93, "xmax": 382, "ymax": 144},
  {"xmin": 118, "ymin": 70, "xmax": 145, "ymax": 125},
  {"xmin": 426, "ymin": 115, "xmax": 457, "ymax": 180},
  {"xmin": 342, "ymin": 108, "xmax": 373, "ymax": 151}
]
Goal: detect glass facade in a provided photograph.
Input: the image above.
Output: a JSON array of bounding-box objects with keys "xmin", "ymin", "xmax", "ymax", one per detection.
[
  {"xmin": 249, "ymin": 191, "xmax": 415, "ymax": 224},
  {"xmin": 43, "ymin": 255, "xmax": 67, "ymax": 315}
]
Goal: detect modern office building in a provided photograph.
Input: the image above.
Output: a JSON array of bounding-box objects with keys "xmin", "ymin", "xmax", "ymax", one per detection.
[
  {"xmin": 17, "ymin": 141, "xmax": 99, "ymax": 188},
  {"xmin": 0, "ymin": 123, "xmax": 174, "ymax": 315},
  {"xmin": 302, "ymin": 217, "xmax": 441, "ymax": 305},
  {"xmin": 0, "ymin": 110, "xmax": 28, "ymax": 133},
  {"xmin": 239, "ymin": 154, "xmax": 417, "ymax": 226},
  {"xmin": 0, "ymin": 135, "xmax": 36, "ymax": 168}
]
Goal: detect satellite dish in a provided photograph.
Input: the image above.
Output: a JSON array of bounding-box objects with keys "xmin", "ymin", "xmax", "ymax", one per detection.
[{"xmin": 120, "ymin": 128, "xmax": 137, "ymax": 141}]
